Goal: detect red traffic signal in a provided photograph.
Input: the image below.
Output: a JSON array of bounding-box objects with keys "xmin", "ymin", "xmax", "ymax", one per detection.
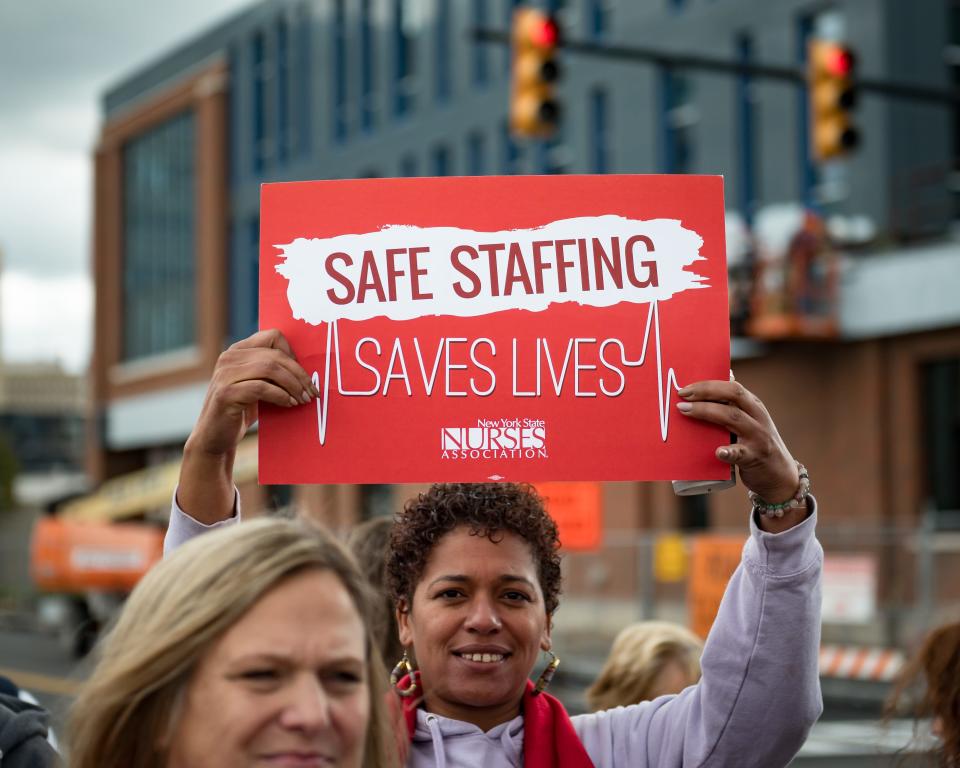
[
  {"xmin": 529, "ymin": 16, "xmax": 560, "ymax": 47},
  {"xmin": 510, "ymin": 8, "xmax": 562, "ymax": 139},
  {"xmin": 808, "ymin": 40, "xmax": 859, "ymax": 161}
]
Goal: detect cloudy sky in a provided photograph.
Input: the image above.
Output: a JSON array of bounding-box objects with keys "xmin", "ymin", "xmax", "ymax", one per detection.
[{"xmin": 0, "ymin": 0, "xmax": 254, "ymax": 372}]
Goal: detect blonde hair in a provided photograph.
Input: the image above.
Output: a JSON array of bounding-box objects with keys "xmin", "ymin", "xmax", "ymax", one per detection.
[
  {"xmin": 586, "ymin": 621, "xmax": 703, "ymax": 711},
  {"xmin": 67, "ymin": 517, "xmax": 398, "ymax": 768}
]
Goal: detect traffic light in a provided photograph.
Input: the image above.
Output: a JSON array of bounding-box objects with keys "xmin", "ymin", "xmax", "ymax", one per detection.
[
  {"xmin": 808, "ymin": 40, "xmax": 859, "ymax": 161},
  {"xmin": 510, "ymin": 8, "xmax": 561, "ymax": 138}
]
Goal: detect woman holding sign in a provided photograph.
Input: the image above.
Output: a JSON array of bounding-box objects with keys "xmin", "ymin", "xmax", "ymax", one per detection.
[{"xmin": 169, "ymin": 329, "xmax": 822, "ymax": 768}]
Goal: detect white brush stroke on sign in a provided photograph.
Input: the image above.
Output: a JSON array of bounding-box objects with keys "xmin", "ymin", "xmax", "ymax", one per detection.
[{"xmin": 274, "ymin": 216, "xmax": 708, "ymax": 324}]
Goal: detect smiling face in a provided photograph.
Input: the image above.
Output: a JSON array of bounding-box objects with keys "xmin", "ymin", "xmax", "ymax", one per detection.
[
  {"xmin": 397, "ymin": 525, "xmax": 552, "ymax": 731},
  {"xmin": 167, "ymin": 568, "xmax": 369, "ymax": 768}
]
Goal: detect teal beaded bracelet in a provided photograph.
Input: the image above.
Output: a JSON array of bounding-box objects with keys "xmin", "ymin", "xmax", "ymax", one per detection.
[{"xmin": 748, "ymin": 462, "xmax": 810, "ymax": 518}]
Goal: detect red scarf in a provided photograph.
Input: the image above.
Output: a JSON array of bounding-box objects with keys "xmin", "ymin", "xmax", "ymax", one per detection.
[{"xmin": 398, "ymin": 673, "xmax": 595, "ymax": 768}]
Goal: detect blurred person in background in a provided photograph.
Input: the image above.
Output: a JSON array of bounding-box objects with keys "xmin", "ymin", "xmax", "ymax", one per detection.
[
  {"xmin": 68, "ymin": 517, "xmax": 399, "ymax": 768},
  {"xmin": 0, "ymin": 681, "xmax": 60, "ymax": 767},
  {"xmin": 885, "ymin": 619, "xmax": 960, "ymax": 766},
  {"xmin": 348, "ymin": 516, "xmax": 406, "ymax": 670},
  {"xmin": 585, "ymin": 621, "xmax": 703, "ymax": 711},
  {"xmin": 0, "ymin": 674, "xmax": 60, "ymax": 753}
]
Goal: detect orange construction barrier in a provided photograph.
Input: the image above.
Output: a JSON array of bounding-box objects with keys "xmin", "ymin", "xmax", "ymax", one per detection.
[{"xmin": 30, "ymin": 517, "xmax": 164, "ymax": 593}]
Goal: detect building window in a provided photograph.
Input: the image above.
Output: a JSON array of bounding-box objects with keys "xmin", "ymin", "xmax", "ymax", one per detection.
[
  {"xmin": 361, "ymin": 484, "xmax": 393, "ymax": 520},
  {"xmin": 737, "ymin": 32, "xmax": 758, "ymax": 223},
  {"xmin": 590, "ymin": 87, "xmax": 609, "ymax": 173},
  {"xmin": 472, "ymin": 0, "xmax": 490, "ymax": 86},
  {"xmin": 122, "ymin": 111, "xmax": 196, "ymax": 361},
  {"xmin": 252, "ymin": 30, "xmax": 269, "ymax": 174},
  {"xmin": 361, "ymin": 0, "xmax": 376, "ymax": 131},
  {"xmin": 679, "ymin": 494, "xmax": 709, "ymax": 530},
  {"xmin": 504, "ymin": 0, "xmax": 522, "ymax": 72},
  {"xmin": 276, "ymin": 17, "xmax": 290, "ymax": 164},
  {"xmin": 229, "ymin": 215, "xmax": 260, "ymax": 341},
  {"xmin": 467, "ymin": 131, "xmax": 486, "ymax": 175},
  {"xmin": 660, "ymin": 69, "xmax": 696, "ymax": 173},
  {"xmin": 247, "ymin": 216, "xmax": 259, "ymax": 336},
  {"xmin": 949, "ymin": 0, "xmax": 960, "ymax": 218},
  {"xmin": 333, "ymin": 0, "xmax": 348, "ymax": 142},
  {"xmin": 923, "ymin": 358, "xmax": 960, "ymax": 528},
  {"xmin": 538, "ymin": 140, "xmax": 554, "ymax": 174},
  {"xmin": 433, "ymin": 144, "xmax": 451, "ymax": 176},
  {"xmin": 669, "ymin": 0, "xmax": 686, "ymax": 12},
  {"xmin": 587, "ymin": 0, "xmax": 611, "ymax": 38},
  {"xmin": 435, "ymin": 0, "xmax": 452, "ymax": 103},
  {"xmin": 296, "ymin": 4, "xmax": 311, "ymax": 156},
  {"xmin": 394, "ymin": 0, "xmax": 418, "ymax": 117},
  {"xmin": 500, "ymin": 118, "xmax": 522, "ymax": 174},
  {"xmin": 796, "ymin": 13, "xmax": 816, "ymax": 207},
  {"xmin": 400, "ymin": 154, "xmax": 419, "ymax": 177}
]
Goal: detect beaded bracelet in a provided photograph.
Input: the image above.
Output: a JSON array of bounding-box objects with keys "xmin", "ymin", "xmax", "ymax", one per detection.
[{"xmin": 748, "ymin": 462, "xmax": 810, "ymax": 518}]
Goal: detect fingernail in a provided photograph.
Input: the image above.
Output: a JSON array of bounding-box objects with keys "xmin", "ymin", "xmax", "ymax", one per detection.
[
  {"xmin": 676, "ymin": 401, "xmax": 693, "ymax": 412},
  {"xmin": 301, "ymin": 389, "xmax": 311, "ymax": 404},
  {"xmin": 718, "ymin": 447, "xmax": 730, "ymax": 459},
  {"xmin": 677, "ymin": 387, "xmax": 693, "ymax": 399},
  {"xmin": 288, "ymin": 396, "xmax": 298, "ymax": 407}
]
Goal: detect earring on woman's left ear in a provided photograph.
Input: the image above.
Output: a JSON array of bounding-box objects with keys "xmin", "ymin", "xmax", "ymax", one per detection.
[{"xmin": 532, "ymin": 649, "xmax": 559, "ymax": 696}]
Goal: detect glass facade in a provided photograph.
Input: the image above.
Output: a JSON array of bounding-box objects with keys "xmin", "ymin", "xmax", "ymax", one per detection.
[{"xmin": 122, "ymin": 111, "xmax": 196, "ymax": 361}]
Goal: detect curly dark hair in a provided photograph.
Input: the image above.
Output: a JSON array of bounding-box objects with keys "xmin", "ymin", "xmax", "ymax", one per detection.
[{"xmin": 386, "ymin": 482, "xmax": 563, "ymax": 616}]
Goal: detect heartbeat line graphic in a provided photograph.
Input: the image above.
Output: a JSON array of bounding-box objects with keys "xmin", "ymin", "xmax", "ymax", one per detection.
[{"xmin": 311, "ymin": 300, "xmax": 685, "ymax": 447}]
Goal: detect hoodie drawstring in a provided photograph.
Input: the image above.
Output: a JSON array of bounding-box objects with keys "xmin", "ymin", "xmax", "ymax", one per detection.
[{"xmin": 425, "ymin": 714, "xmax": 447, "ymax": 768}]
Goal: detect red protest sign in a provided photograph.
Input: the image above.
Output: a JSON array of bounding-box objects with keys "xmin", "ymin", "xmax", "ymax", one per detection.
[{"xmin": 258, "ymin": 174, "xmax": 730, "ymax": 484}]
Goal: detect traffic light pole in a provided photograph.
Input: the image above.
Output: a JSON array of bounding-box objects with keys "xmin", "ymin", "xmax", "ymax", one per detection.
[{"xmin": 475, "ymin": 28, "xmax": 960, "ymax": 106}]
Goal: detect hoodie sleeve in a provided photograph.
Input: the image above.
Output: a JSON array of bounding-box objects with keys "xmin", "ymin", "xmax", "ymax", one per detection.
[
  {"xmin": 572, "ymin": 501, "xmax": 823, "ymax": 768},
  {"xmin": 163, "ymin": 486, "xmax": 242, "ymax": 556}
]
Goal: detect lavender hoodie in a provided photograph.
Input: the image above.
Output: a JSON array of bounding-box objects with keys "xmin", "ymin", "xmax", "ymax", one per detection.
[{"xmin": 166, "ymin": 496, "xmax": 823, "ymax": 768}]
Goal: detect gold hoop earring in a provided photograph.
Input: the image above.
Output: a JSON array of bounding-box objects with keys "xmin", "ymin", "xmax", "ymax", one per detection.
[
  {"xmin": 532, "ymin": 649, "xmax": 559, "ymax": 696},
  {"xmin": 390, "ymin": 650, "xmax": 419, "ymax": 698}
]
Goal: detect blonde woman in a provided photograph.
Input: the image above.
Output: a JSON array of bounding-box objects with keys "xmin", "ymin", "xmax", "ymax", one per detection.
[
  {"xmin": 587, "ymin": 622, "xmax": 704, "ymax": 712},
  {"xmin": 68, "ymin": 517, "xmax": 398, "ymax": 768}
]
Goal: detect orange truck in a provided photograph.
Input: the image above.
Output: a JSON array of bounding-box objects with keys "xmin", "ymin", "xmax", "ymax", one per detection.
[{"xmin": 30, "ymin": 517, "xmax": 164, "ymax": 656}]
